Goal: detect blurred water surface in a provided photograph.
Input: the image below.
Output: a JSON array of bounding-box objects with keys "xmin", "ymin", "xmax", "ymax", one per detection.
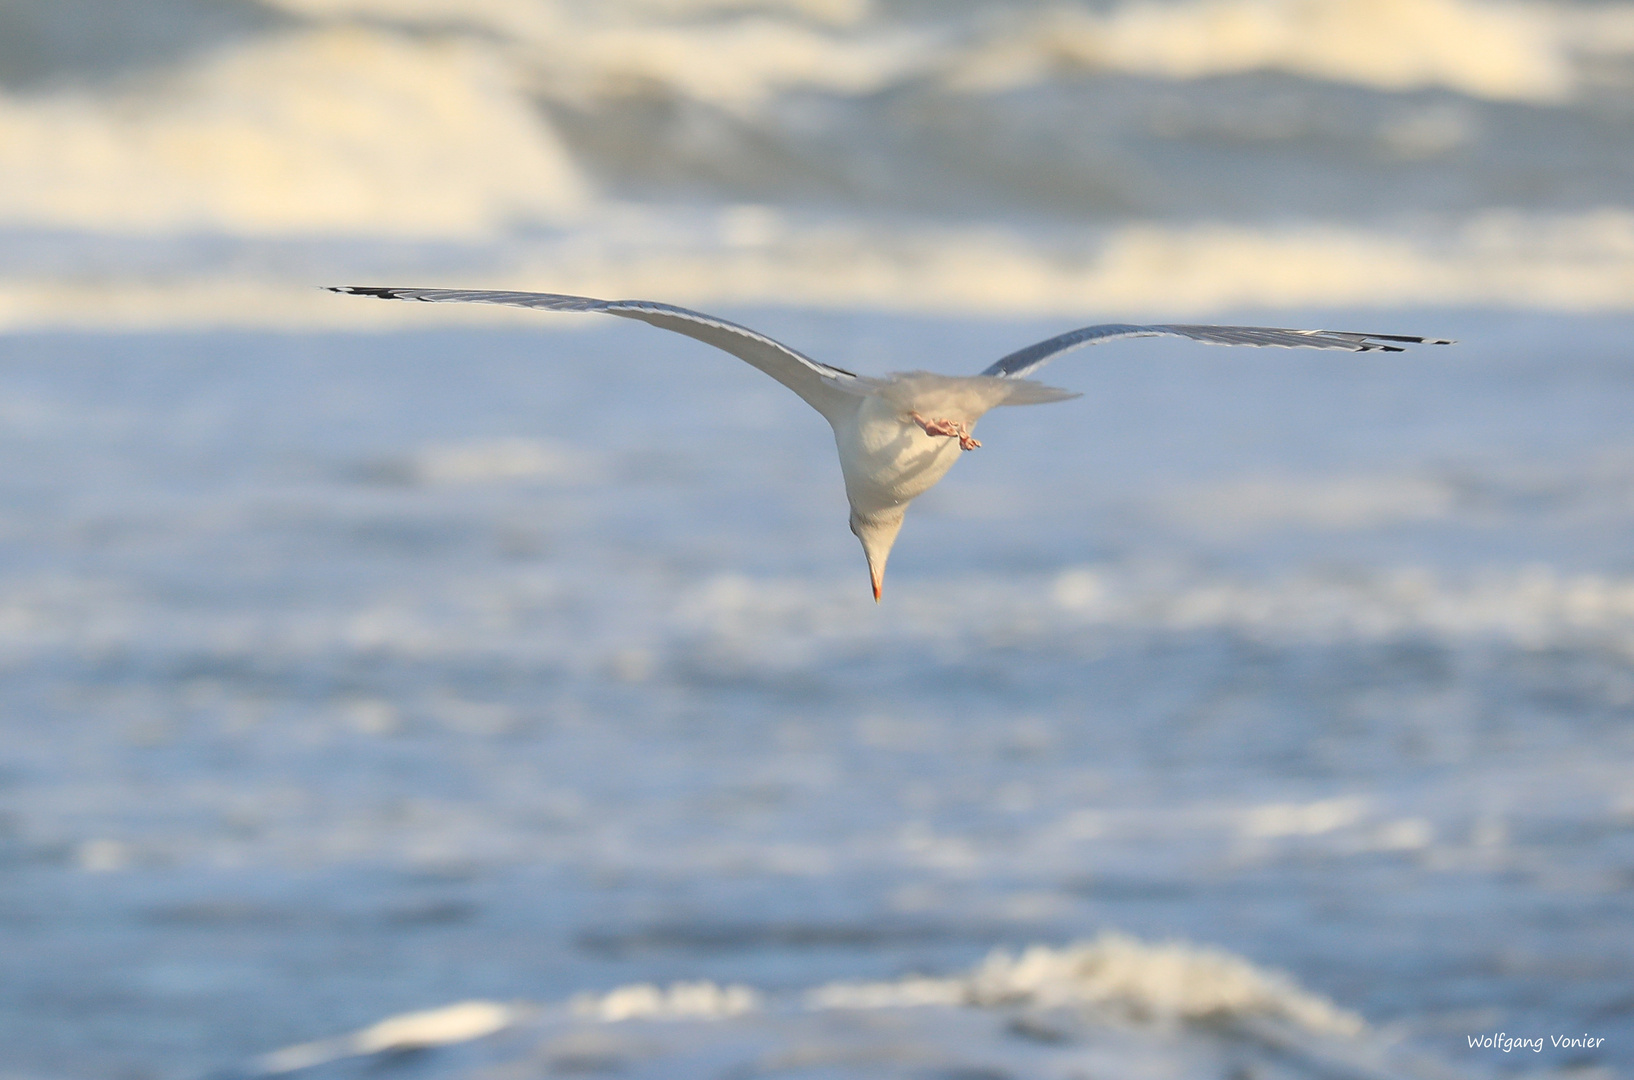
[
  {"xmin": 0, "ymin": 312, "xmax": 1630, "ymax": 1077},
  {"xmin": 2, "ymin": 0, "xmax": 1634, "ymax": 322},
  {"xmin": 0, "ymin": 1, "xmax": 1631, "ymax": 1077}
]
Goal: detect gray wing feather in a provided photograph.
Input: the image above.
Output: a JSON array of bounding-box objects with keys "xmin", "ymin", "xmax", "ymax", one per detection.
[
  {"xmin": 982, "ymin": 323, "xmax": 1455, "ymax": 379},
  {"xmin": 326, "ymin": 287, "xmax": 861, "ymax": 418}
]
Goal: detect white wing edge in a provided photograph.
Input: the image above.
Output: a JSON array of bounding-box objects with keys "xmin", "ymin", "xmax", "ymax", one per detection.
[
  {"xmin": 325, "ymin": 286, "xmax": 863, "ymax": 418},
  {"xmin": 982, "ymin": 323, "xmax": 1456, "ymax": 379}
]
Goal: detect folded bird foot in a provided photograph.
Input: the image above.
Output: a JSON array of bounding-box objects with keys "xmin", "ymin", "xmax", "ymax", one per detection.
[{"xmin": 909, "ymin": 412, "xmax": 981, "ymax": 451}]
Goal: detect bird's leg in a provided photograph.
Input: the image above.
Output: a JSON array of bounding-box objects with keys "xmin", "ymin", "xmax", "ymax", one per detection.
[{"xmin": 908, "ymin": 412, "xmax": 981, "ymax": 451}]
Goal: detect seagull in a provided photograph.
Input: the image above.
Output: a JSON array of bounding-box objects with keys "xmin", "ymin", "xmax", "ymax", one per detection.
[{"xmin": 327, "ymin": 287, "xmax": 1452, "ymax": 600}]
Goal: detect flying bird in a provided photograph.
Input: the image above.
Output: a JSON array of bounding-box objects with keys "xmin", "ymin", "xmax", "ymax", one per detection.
[{"xmin": 327, "ymin": 287, "xmax": 1452, "ymax": 600}]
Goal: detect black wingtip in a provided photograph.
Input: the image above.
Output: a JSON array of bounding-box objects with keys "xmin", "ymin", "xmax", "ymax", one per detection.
[
  {"xmin": 325, "ymin": 285, "xmax": 403, "ymax": 299},
  {"xmin": 1362, "ymin": 333, "xmax": 1457, "ymax": 346}
]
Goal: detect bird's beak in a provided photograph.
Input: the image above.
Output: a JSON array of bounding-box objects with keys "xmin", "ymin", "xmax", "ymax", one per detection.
[{"xmin": 852, "ymin": 510, "xmax": 906, "ymax": 605}]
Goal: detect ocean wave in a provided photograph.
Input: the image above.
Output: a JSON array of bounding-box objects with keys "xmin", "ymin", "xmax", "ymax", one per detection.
[
  {"xmin": 4, "ymin": 208, "xmax": 1633, "ymax": 329},
  {"xmin": 955, "ymin": 0, "xmax": 1634, "ymax": 103},
  {"xmin": 253, "ymin": 999, "xmax": 517, "ymax": 1074},
  {"xmin": 663, "ymin": 563, "xmax": 1634, "ymax": 658},
  {"xmin": 263, "ymin": 0, "xmax": 928, "ymax": 111},
  {"xmin": 0, "ymin": 26, "xmax": 587, "ymax": 236},
  {"xmin": 241, "ymin": 936, "xmax": 1387, "ymax": 1078},
  {"xmin": 5, "ymin": 561, "xmax": 1634, "ymax": 667},
  {"xmin": 2, "ymin": 2, "xmax": 1631, "ymax": 243},
  {"xmin": 570, "ymin": 980, "xmax": 762, "ymax": 1021},
  {"xmin": 810, "ymin": 934, "xmax": 1364, "ymax": 1036},
  {"xmin": 262, "ymin": 0, "xmax": 1634, "ymax": 107}
]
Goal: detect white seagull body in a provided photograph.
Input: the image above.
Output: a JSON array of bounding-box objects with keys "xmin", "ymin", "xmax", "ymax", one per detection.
[{"xmin": 328, "ymin": 287, "xmax": 1452, "ymax": 600}]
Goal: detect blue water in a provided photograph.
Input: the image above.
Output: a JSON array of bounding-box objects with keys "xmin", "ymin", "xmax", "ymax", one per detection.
[{"xmin": 0, "ymin": 312, "xmax": 1630, "ymax": 1077}]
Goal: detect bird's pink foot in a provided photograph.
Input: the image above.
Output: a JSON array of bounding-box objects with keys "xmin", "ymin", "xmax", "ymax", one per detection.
[{"xmin": 909, "ymin": 412, "xmax": 981, "ymax": 451}]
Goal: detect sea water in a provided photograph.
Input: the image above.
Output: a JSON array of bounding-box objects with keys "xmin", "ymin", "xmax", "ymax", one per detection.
[
  {"xmin": 0, "ymin": 312, "xmax": 1630, "ymax": 1077},
  {"xmin": 0, "ymin": 0, "xmax": 1631, "ymax": 1076},
  {"xmin": 4, "ymin": 0, "xmax": 1634, "ymax": 326}
]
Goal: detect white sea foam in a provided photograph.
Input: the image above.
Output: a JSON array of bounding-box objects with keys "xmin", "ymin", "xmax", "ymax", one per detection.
[
  {"xmin": 7, "ymin": 558, "xmax": 1634, "ymax": 672},
  {"xmin": 262, "ymin": 0, "xmax": 927, "ymax": 111},
  {"xmin": 244, "ymin": 937, "xmax": 1379, "ymax": 1078},
  {"xmin": 1240, "ymin": 796, "xmax": 1370, "ymax": 839},
  {"xmin": 812, "ymin": 935, "xmax": 1364, "ymax": 1037},
  {"xmin": 0, "ymin": 27, "xmax": 587, "ymax": 236},
  {"xmin": 955, "ymin": 0, "xmax": 1634, "ymax": 103},
  {"xmin": 2, "ymin": 0, "xmax": 1631, "ymax": 249},
  {"xmin": 5, "ymin": 208, "xmax": 1634, "ymax": 330},
  {"xmin": 255, "ymin": 0, "xmax": 1634, "ymax": 108},
  {"xmin": 663, "ymin": 561, "xmax": 1634, "ymax": 661},
  {"xmin": 1046, "ymin": 564, "xmax": 1634, "ymax": 650},
  {"xmin": 570, "ymin": 981, "xmax": 762, "ymax": 1021},
  {"xmin": 247, "ymin": 937, "xmax": 1362, "ymax": 1076},
  {"xmin": 254, "ymin": 1000, "xmax": 515, "ymax": 1074}
]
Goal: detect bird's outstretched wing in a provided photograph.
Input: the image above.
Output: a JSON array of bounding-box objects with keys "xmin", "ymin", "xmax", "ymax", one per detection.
[
  {"xmin": 327, "ymin": 287, "xmax": 863, "ymax": 419},
  {"xmin": 981, "ymin": 324, "xmax": 1455, "ymax": 379}
]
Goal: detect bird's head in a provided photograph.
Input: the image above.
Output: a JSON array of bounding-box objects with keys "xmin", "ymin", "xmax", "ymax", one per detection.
[{"xmin": 850, "ymin": 508, "xmax": 907, "ymax": 602}]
